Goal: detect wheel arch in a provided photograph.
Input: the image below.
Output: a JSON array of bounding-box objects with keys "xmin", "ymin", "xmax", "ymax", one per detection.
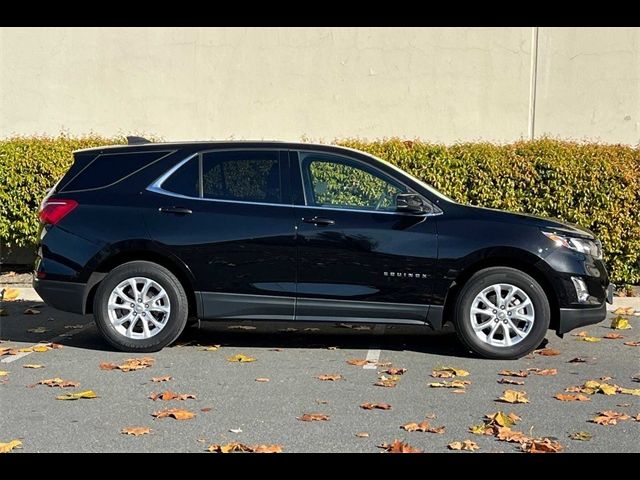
[
  {"xmin": 83, "ymin": 243, "xmax": 198, "ymax": 317},
  {"xmin": 441, "ymin": 250, "xmax": 559, "ymax": 331}
]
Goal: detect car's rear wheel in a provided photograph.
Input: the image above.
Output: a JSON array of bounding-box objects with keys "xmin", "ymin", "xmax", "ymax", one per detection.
[
  {"xmin": 454, "ymin": 267, "xmax": 550, "ymax": 359},
  {"xmin": 93, "ymin": 261, "xmax": 188, "ymax": 352}
]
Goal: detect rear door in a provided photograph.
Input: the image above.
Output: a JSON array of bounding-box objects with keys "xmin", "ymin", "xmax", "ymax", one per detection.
[
  {"xmin": 144, "ymin": 149, "xmax": 297, "ymax": 320},
  {"xmin": 292, "ymin": 150, "xmax": 438, "ymax": 324}
]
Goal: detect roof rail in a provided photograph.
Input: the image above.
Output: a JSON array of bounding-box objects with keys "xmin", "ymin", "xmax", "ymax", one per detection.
[{"xmin": 127, "ymin": 136, "xmax": 152, "ymax": 145}]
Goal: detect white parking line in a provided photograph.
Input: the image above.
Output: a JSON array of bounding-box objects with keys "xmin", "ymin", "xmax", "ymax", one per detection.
[
  {"xmin": 363, "ymin": 348, "xmax": 381, "ymax": 369},
  {"xmin": 1, "ymin": 323, "xmax": 92, "ymax": 364}
]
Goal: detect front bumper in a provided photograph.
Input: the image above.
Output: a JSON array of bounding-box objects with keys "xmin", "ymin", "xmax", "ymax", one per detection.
[
  {"xmin": 557, "ymin": 302, "xmax": 607, "ymax": 335},
  {"xmin": 33, "ymin": 278, "xmax": 87, "ymax": 315}
]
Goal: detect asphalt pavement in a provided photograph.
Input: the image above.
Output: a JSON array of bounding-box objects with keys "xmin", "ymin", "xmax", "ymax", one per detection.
[{"xmin": 1, "ymin": 289, "xmax": 638, "ymax": 453}]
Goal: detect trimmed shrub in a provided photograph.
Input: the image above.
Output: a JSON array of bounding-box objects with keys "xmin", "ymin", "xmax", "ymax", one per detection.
[{"xmin": 0, "ymin": 136, "xmax": 638, "ymax": 285}]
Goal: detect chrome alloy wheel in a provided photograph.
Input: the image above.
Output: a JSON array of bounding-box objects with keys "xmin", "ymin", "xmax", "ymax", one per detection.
[
  {"xmin": 107, "ymin": 277, "xmax": 171, "ymax": 339},
  {"xmin": 469, "ymin": 283, "xmax": 535, "ymax": 347}
]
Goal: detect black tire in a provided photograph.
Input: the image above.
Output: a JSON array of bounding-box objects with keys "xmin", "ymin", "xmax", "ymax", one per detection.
[
  {"xmin": 454, "ymin": 267, "xmax": 550, "ymax": 360},
  {"xmin": 93, "ymin": 261, "xmax": 189, "ymax": 352}
]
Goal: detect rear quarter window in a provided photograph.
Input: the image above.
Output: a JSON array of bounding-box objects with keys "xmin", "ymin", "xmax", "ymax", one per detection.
[{"xmin": 60, "ymin": 150, "xmax": 172, "ymax": 192}]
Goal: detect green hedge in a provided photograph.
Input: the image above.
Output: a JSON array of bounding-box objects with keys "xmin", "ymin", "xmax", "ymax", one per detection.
[{"xmin": 1, "ymin": 136, "xmax": 638, "ymax": 285}]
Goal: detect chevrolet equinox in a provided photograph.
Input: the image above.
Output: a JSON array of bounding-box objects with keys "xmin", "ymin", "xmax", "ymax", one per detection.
[{"xmin": 34, "ymin": 139, "xmax": 613, "ymax": 359}]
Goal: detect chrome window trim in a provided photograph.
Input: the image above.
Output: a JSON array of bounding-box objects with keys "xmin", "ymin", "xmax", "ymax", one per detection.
[{"xmin": 146, "ymin": 149, "xmax": 442, "ymax": 217}]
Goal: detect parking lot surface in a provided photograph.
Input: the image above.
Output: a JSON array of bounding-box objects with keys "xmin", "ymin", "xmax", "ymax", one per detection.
[{"xmin": 1, "ymin": 292, "xmax": 638, "ymax": 453}]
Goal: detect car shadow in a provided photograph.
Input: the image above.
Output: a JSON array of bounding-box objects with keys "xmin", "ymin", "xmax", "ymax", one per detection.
[{"xmin": 1, "ymin": 299, "xmax": 474, "ymax": 358}]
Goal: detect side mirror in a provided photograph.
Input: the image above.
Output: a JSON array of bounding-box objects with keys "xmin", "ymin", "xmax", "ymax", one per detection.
[{"xmin": 396, "ymin": 193, "xmax": 429, "ymax": 214}]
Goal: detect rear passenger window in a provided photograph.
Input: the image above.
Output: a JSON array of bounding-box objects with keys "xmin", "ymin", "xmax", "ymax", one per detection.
[
  {"xmin": 61, "ymin": 151, "xmax": 170, "ymax": 192},
  {"xmin": 161, "ymin": 158, "xmax": 199, "ymax": 197},
  {"xmin": 202, "ymin": 151, "xmax": 281, "ymax": 204}
]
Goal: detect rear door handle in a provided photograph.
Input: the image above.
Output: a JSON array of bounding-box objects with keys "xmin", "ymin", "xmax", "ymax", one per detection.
[
  {"xmin": 302, "ymin": 216, "xmax": 335, "ymax": 226},
  {"xmin": 159, "ymin": 206, "xmax": 192, "ymax": 215}
]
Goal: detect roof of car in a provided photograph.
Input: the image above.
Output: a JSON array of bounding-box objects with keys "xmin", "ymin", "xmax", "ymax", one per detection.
[{"xmin": 73, "ymin": 140, "xmax": 361, "ymax": 155}]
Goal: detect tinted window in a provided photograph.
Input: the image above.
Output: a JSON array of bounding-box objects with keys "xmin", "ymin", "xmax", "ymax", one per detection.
[
  {"xmin": 162, "ymin": 158, "xmax": 199, "ymax": 197},
  {"xmin": 202, "ymin": 151, "xmax": 281, "ymax": 204},
  {"xmin": 61, "ymin": 151, "xmax": 170, "ymax": 192},
  {"xmin": 302, "ymin": 154, "xmax": 405, "ymax": 211}
]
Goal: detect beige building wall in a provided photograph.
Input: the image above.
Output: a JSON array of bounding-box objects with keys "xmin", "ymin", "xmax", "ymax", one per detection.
[{"xmin": 0, "ymin": 27, "xmax": 638, "ymax": 144}]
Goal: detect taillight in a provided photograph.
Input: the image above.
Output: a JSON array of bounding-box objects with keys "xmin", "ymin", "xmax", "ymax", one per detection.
[{"xmin": 39, "ymin": 199, "xmax": 78, "ymax": 225}]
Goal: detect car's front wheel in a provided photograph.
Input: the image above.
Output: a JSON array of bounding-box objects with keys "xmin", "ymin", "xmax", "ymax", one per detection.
[
  {"xmin": 93, "ymin": 261, "xmax": 189, "ymax": 352},
  {"xmin": 454, "ymin": 267, "xmax": 550, "ymax": 359}
]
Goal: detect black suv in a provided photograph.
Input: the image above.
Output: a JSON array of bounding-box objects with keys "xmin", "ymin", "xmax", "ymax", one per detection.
[{"xmin": 34, "ymin": 140, "xmax": 613, "ymax": 359}]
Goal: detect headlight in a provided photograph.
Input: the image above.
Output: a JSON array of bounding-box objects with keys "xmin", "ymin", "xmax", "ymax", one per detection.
[{"xmin": 542, "ymin": 231, "xmax": 602, "ymax": 259}]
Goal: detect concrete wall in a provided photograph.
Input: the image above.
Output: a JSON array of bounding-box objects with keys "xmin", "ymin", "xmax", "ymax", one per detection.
[{"xmin": 1, "ymin": 27, "xmax": 638, "ymax": 144}]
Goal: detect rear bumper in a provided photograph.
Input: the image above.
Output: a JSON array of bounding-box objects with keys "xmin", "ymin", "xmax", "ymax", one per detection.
[
  {"xmin": 557, "ymin": 302, "xmax": 607, "ymax": 335},
  {"xmin": 33, "ymin": 278, "xmax": 86, "ymax": 314}
]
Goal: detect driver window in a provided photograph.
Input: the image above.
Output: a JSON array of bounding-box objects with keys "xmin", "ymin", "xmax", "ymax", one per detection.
[{"xmin": 303, "ymin": 155, "xmax": 405, "ymax": 211}]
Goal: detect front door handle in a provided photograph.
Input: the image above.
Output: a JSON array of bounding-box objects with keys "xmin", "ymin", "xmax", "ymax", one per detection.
[
  {"xmin": 159, "ymin": 206, "xmax": 193, "ymax": 215},
  {"xmin": 302, "ymin": 216, "xmax": 335, "ymax": 226}
]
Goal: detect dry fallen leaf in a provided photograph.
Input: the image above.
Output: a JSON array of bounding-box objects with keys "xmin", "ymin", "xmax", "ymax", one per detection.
[
  {"xmin": 151, "ymin": 375, "xmax": 172, "ymax": 382},
  {"xmin": 401, "ymin": 421, "xmax": 444, "ymax": 434},
  {"xmin": 378, "ymin": 439, "xmax": 422, "ymax": 453},
  {"xmin": 567, "ymin": 380, "xmax": 617, "ymax": 395},
  {"xmin": 618, "ymin": 387, "xmax": 640, "ymax": 396},
  {"xmin": 0, "ymin": 308, "xmax": 8, "ymax": 317},
  {"xmin": 498, "ymin": 378, "xmax": 525, "ymax": 385},
  {"xmin": 316, "ymin": 399, "xmax": 329, "ymax": 405},
  {"xmin": 499, "ymin": 370, "xmax": 528, "ymax": 378},
  {"xmin": 469, "ymin": 424, "xmax": 496, "ymax": 436},
  {"xmin": 24, "ymin": 308, "xmax": 41, "ymax": 315},
  {"xmin": 578, "ymin": 336, "xmax": 601, "ymax": 343},
  {"xmin": 0, "ymin": 439, "xmax": 22, "ymax": 453},
  {"xmin": 496, "ymin": 427, "xmax": 529, "ymax": 444},
  {"xmin": 229, "ymin": 428, "xmax": 243, "ymax": 433},
  {"xmin": 448, "ymin": 440, "xmax": 479, "ymax": 451},
  {"xmin": 121, "ymin": 427, "xmax": 151, "ymax": 436},
  {"xmin": 1, "ymin": 288, "xmax": 20, "ymax": 301},
  {"xmin": 568, "ymin": 357, "xmax": 587, "ymax": 363},
  {"xmin": 355, "ymin": 432, "xmax": 369, "ymax": 438},
  {"xmin": 535, "ymin": 348, "xmax": 560, "ymax": 356},
  {"xmin": 207, "ymin": 442, "xmax": 253, "ymax": 453},
  {"xmin": 149, "ymin": 390, "xmax": 196, "ymax": 401},
  {"xmin": 521, "ymin": 437, "xmax": 563, "ymax": 453},
  {"xmin": 64, "ymin": 324, "xmax": 84, "ymax": 329},
  {"xmin": 360, "ymin": 402, "xmax": 392, "ymax": 410},
  {"xmin": 428, "ymin": 380, "xmax": 471, "ymax": 389},
  {"xmin": 26, "ymin": 326, "xmax": 47, "ymax": 333},
  {"xmin": 201, "ymin": 407, "xmax": 212, "ymax": 412},
  {"xmin": 384, "ymin": 368, "xmax": 407, "ymax": 376},
  {"xmin": 252, "ymin": 444, "xmax": 283, "ymax": 453},
  {"xmin": 374, "ymin": 378, "xmax": 398, "ymax": 388},
  {"xmin": 612, "ymin": 307, "xmax": 635, "ymax": 315},
  {"xmin": 590, "ymin": 410, "xmax": 630, "ymax": 425},
  {"xmin": 56, "ymin": 390, "xmax": 98, "ymax": 400},
  {"xmin": 227, "ymin": 354, "xmax": 256, "ymax": 363},
  {"xmin": 0, "ymin": 371, "xmax": 8, "ymax": 377},
  {"xmin": 431, "ymin": 366, "xmax": 469, "ymax": 378},
  {"xmin": 623, "ymin": 341, "xmax": 640, "ymax": 347},
  {"xmin": 100, "ymin": 357, "xmax": 154, "ymax": 372},
  {"xmin": 603, "ymin": 333, "xmax": 625, "ymax": 340},
  {"xmin": 572, "ymin": 330, "xmax": 588, "ymax": 337},
  {"xmin": 152, "ymin": 408, "xmax": 196, "ymax": 420},
  {"xmin": 255, "ymin": 377, "xmax": 270, "ymax": 383},
  {"xmin": 569, "ymin": 431, "xmax": 592, "ymax": 441},
  {"xmin": 485, "ymin": 411, "xmax": 521, "ymax": 428},
  {"xmin": 315, "ymin": 374, "xmax": 344, "ymax": 381},
  {"xmin": 498, "ymin": 389, "xmax": 529, "ymax": 404},
  {"xmin": 346, "ymin": 359, "xmax": 368, "ymax": 366},
  {"xmin": 554, "ymin": 393, "xmax": 591, "ymax": 402},
  {"xmin": 199, "ymin": 345, "xmax": 221, "ymax": 352},
  {"xmin": 535, "ymin": 369, "xmax": 557, "ymax": 376},
  {"xmin": 327, "ymin": 346, "xmax": 339, "ymax": 350},
  {"xmin": 611, "ymin": 317, "xmax": 632, "ymax": 330},
  {"xmin": 297, "ymin": 413, "xmax": 330, "ymax": 422},
  {"xmin": 37, "ymin": 377, "xmax": 80, "ymax": 388},
  {"xmin": 23, "ymin": 364, "xmax": 44, "ymax": 369}
]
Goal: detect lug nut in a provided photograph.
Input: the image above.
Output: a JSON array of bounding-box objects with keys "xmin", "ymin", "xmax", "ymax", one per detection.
[
  {"xmin": 145, "ymin": 304, "xmax": 149, "ymax": 308},
  {"xmin": 142, "ymin": 312, "xmax": 146, "ymax": 316},
  {"xmin": 493, "ymin": 309, "xmax": 497, "ymax": 314},
  {"xmin": 508, "ymin": 312, "xmax": 512, "ymax": 316},
  {"xmin": 130, "ymin": 303, "xmax": 134, "ymax": 308},
  {"xmin": 500, "ymin": 305, "xmax": 505, "ymax": 309},
  {"xmin": 138, "ymin": 298, "xmax": 142, "ymax": 302},
  {"xmin": 503, "ymin": 319, "xmax": 508, "ymax": 324}
]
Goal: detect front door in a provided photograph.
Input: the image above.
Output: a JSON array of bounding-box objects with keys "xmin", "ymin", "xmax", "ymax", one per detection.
[
  {"xmin": 293, "ymin": 151, "xmax": 438, "ymax": 324},
  {"xmin": 144, "ymin": 149, "xmax": 297, "ymax": 320}
]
